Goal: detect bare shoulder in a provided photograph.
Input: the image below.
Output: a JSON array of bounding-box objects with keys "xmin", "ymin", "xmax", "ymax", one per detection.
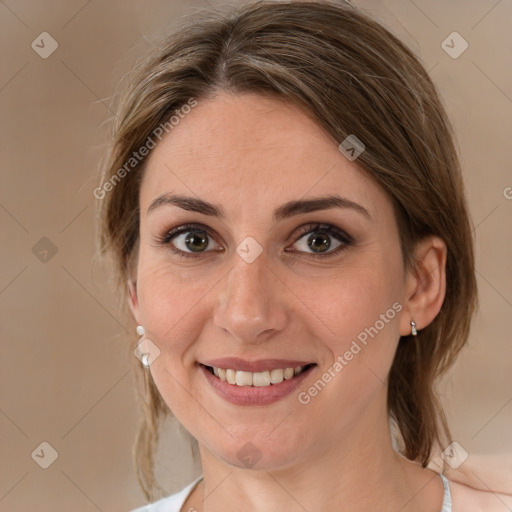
[{"xmin": 449, "ymin": 479, "xmax": 512, "ymax": 512}]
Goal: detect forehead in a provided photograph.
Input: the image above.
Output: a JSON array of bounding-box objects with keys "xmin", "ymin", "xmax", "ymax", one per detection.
[{"xmin": 140, "ymin": 92, "xmax": 387, "ymax": 222}]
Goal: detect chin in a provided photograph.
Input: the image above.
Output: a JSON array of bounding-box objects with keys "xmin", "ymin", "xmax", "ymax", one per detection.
[{"xmin": 209, "ymin": 429, "xmax": 306, "ymax": 472}]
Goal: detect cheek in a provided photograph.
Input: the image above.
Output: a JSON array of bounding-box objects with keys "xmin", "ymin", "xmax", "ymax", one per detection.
[
  {"xmin": 318, "ymin": 255, "xmax": 404, "ymax": 378},
  {"xmin": 294, "ymin": 266, "xmax": 403, "ymax": 438},
  {"xmin": 135, "ymin": 256, "xmax": 213, "ymax": 365},
  {"xmin": 135, "ymin": 260, "xmax": 210, "ymax": 415},
  {"xmin": 130, "ymin": 227, "xmax": 216, "ymax": 419},
  {"xmin": 324, "ymin": 260, "xmax": 401, "ymax": 332}
]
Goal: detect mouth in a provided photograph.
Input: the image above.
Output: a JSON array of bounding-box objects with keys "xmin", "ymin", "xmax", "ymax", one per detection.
[
  {"xmin": 200, "ymin": 363, "xmax": 316, "ymax": 387},
  {"xmin": 198, "ymin": 359, "xmax": 318, "ymax": 406}
]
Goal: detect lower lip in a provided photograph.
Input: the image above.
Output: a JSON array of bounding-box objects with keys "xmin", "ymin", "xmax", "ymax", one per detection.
[{"xmin": 199, "ymin": 364, "xmax": 316, "ymax": 406}]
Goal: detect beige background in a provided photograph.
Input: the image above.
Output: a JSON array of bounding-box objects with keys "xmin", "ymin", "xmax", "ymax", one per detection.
[{"xmin": 0, "ymin": 0, "xmax": 511, "ymax": 511}]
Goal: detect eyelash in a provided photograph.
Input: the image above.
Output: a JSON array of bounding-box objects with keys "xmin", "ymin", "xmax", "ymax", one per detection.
[{"xmin": 156, "ymin": 222, "xmax": 354, "ymax": 260}]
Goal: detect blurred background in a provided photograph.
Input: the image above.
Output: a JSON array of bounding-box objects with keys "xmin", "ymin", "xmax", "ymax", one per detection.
[{"xmin": 0, "ymin": 0, "xmax": 511, "ymax": 510}]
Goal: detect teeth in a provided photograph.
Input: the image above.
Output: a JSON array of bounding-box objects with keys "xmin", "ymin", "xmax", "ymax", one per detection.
[
  {"xmin": 253, "ymin": 371, "xmax": 270, "ymax": 387},
  {"xmin": 235, "ymin": 371, "xmax": 253, "ymax": 386},
  {"xmin": 209, "ymin": 365, "xmax": 308, "ymax": 387},
  {"xmin": 269, "ymin": 369, "xmax": 283, "ymax": 384},
  {"xmin": 284, "ymin": 367, "xmax": 294, "ymax": 380},
  {"xmin": 226, "ymin": 369, "xmax": 236, "ymax": 385}
]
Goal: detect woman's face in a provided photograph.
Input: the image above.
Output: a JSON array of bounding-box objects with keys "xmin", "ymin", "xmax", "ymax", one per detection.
[{"xmin": 131, "ymin": 92, "xmax": 413, "ymax": 469}]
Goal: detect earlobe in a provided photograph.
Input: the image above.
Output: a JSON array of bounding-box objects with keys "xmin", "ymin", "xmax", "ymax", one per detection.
[{"xmin": 400, "ymin": 236, "xmax": 447, "ymax": 336}]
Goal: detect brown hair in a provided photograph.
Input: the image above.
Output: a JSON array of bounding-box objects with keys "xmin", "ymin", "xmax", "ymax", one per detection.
[{"xmin": 96, "ymin": 0, "xmax": 477, "ymax": 500}]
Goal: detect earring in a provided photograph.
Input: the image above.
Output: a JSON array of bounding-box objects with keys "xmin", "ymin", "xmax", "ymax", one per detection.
[
  {"xmin": 136, "ymin": 325, "xmax": 152, "ymax": 403},
  {"xmin": 410, "ymin": 321, "xmax": 418, "ymax": 336},
  {"xmin": 136, "ymin": 325, "xmax": 150, "ymax": 368}
]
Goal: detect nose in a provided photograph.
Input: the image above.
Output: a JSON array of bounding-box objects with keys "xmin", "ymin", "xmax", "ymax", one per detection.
[{"xmin": 212, "ymin": 249, "xmax": 288, "ymax": 345}]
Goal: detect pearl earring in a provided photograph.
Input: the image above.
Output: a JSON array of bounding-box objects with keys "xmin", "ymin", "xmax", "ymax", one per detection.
[
  {"xmin": 135, "ymin": 325, "xmax": 151, "ymax": 402},
  {"xmin": 136, "ymin": 325, "xmax": 150, "ymax": 368},
  {"xmin": 410, "ymin": 321, "xmax": 418, "ymax": 336}
]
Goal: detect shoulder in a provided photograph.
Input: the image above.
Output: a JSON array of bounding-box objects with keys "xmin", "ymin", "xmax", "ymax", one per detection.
[
  {"xmin": 449, "ymin": 479, "xmax": 512, "ymax": 512},
  {"xmin": 127, "ymin": 476, "xmax": 203, "ymax": 512},
  {"xmin": 427, "ymin": 450, "xmax": 512, "ymax": 511}
]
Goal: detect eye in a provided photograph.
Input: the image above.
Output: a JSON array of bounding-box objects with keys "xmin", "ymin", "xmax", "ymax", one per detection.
[
  {"xmin": 287, "ymin": 223, "xmax": 353, "ymax": 259},
  {"xmin": 156, "ymin": 222, "xmax": 353, "ymax": 260},
  {"xmin": 159, "ymin": 223, "xmax": 220, "ymax": 258}
]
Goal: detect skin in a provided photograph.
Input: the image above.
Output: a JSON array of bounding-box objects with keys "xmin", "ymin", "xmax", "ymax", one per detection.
[{"xmin": 128, "ymin": 91, "xmax": 448, "ymax": 511}]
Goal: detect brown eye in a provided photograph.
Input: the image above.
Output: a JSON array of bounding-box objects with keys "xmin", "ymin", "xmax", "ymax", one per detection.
[
  {"xmin": 305, "ymin": 232, "xmax": 332, "ymax": 253},
  {"xmin": 182, "ymin": 230, "xmax": 209, "ymax": 252},
  {"xmin": 288, "ymin": 223, "xmax": 353, "ymax": 259},
  {"xmin": 168, "ymin": 228, "xmax": 213, "ymax": 254},
  {"xmin": 159, "ymin": 223, "xmax": 220, "ymax": 258}
]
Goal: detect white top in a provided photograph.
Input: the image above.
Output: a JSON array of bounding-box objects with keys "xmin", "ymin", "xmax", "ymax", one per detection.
[
  {"xmin": 130, "ymin": 476, "xmax": 203, "ymax": 512},
  {"xmin": 130, "ymin": 473, "xmax": 452, "ymax": 511}
]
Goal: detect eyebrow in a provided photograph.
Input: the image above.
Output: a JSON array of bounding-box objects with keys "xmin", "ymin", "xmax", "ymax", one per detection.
[{"xmin": 147, "ymin": 193, "xmax": 371, "ymax": 222}]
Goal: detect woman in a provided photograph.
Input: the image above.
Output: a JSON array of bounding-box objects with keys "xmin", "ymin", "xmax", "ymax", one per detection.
[{"xmin": 96, "ymin": 1, "xmax": 511, "ymax": 510}]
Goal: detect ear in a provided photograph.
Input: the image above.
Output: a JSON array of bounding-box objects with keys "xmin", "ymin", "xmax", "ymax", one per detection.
[
  {"xmin": 127, "ymin": 277, "xmax": 141, "ymax": 325},
  {"xmin": 399, "ymin": 236, "xmax": 447, "ymax": 336}
]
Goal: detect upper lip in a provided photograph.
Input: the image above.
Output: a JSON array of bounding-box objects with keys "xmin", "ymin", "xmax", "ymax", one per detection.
[{"xmin": 201, "ymin": 357, "xmax": 316, "ymax": 372}]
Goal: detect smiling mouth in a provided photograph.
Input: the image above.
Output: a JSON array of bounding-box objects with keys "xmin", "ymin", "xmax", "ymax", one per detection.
[{"xmin": 200, "ymin": 363, "xmax": 317, "ymax": 387}]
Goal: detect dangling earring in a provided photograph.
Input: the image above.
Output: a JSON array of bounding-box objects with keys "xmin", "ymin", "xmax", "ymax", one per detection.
[
  {"xmin": 136, "ymin": 325, "xmax": 151, "ymax": 403},
  {"xmin": 410, "ymin": 321, "xmax": 418, "ymax": 336},
  {"xmin": 136, "ymin": 325, "xmax": 150, "ymax": 368},
  {"xmin": 136, "ymin": 325, "xmax": 151, "ymax": 368}
]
